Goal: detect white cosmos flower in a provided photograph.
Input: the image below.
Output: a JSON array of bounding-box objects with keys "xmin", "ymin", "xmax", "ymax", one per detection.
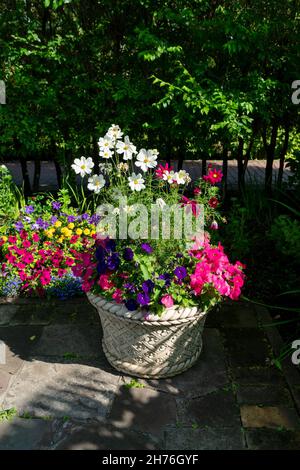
[
  {"xmin": 100, "ymin": 148, "xmax": 113, "ymax": 159},
  {"xmin": 106, "ymin": 124, "xmax": 123, "ymax": 141},
  {"xmin": 98, "ymin": 136, "xmax": 113, "ymax": 152},
  {"xmin": 163, "ymin": 170, "xmax": 176, "ymax": 184},
  {"xmin": 116, "ymin": 136, "xmax": 137, "ymax": 160},
  {"xmin": 151, "ymin": 149, "xmax": 159, "ymax": 157},
  {"xmin": 135, "ymin": 149, "xmax": 158, "ymax": 172},
  {"xmin": 71, "ymin": 156, "xmax": 94, "ymax": 177},
  {"xmin": 174, "ymin": 169, "xmax": 191, "ymax": 185},
  {"xmin": 156, "ymin": 198, "xmax": 166, "ymax": 209},
  {"xmin": 87, "ymin": 174, "xmax": 105, "ymax": 193},
  {"xmin": 123, "ymin": 205, "xmax": 134, "ymax": 214},
  {"xmin": 128, "ymin": 173, "xmax": 145, "ymax": 192}
]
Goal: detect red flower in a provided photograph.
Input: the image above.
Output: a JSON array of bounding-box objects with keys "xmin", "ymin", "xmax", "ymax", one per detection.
[
  {"xmin": 203, "ymin": 168, "xmax": 223, "ymax": 184},
  {"xmin": 155, "ymin": 163, "xmax": 173, "ymax": 179},
  {"xmin": 208, "ymin": 197, "xmax": 219, "ymax": 209},
  {"xmin": 32, "ymin": 233, "xmax": 40, "ymax": 242},
  {"xmin": 98, "ymin": 274, "xmax": 114, "ymax": 290},
  {"xmin": 8, "ymin": 236, "xmax": 17, "ymax": 244},
  {"xmin": 70, "ymin": 235, "xmax": 79, "ymax": 244},
  {"xmin": 65, "ymin": 258, "xmax": 74, "ymax": 267},
  {"xmin": 194, "ymin": 187, "xmax": 201, "ymax": 195},
  {"xmin": 180, "ymin": 196, "xmax": 200, "ymax": 217},
  {"xmin": 20, "ymin": 230, "xmax": 28, "ymax": 240}
]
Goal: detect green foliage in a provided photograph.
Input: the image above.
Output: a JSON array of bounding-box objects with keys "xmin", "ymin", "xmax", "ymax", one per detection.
[
  {"xmin": 0, "ymin": 1, "xmax": 299, "ymax": 170},
  {"xmin": 269, "ymin": 215, "xmax": 300, "ymax": 263},
  {"xmin": 124, "ymin": 379, "xmax": 145, "ymax": 389},
  {"xmin": 0, "ymin": 407, "xmax": 17, "ymax": 422},
  {"xmin": 0, "ymin": 165, "xmax": 24, "ymax": 229}
]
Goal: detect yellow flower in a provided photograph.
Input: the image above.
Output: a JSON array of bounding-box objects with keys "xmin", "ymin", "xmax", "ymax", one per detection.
[
  {"xmin": 83, "ymin": 228, "xmax": 90, "ymax": 235},
  {"xmin": 68, "ymin": 223, "xmax": 75, "ymax": 229},
  {"xmin": 65, "ymin": 230, "xmax": 72, "ymax": 238},
  {"xmin": 76, "ymin": 228, "xmax": 83, "ymax": 235},
  {"xmin": 58, "ymin": 236, "xmax": 65, "ymax": 243},
  {"xmin": 2, "ymin": 236, "xmax": 8, "ymax": 242},
  {"xmin": 90, "ymin": 230, "xmax": 96, "ymax": 236},
  {"xmin": 55, "ymin": 221, "xmax": 62, "ymax": 228},
  {"xmin": 61, "ymin": 227, "xmax": 68, "ymax": 234}
]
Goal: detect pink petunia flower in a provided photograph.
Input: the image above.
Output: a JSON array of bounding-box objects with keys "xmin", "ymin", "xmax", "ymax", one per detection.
[{"xmin": 161, "ymin": 294, "xmax": 174, "ymax": 308}]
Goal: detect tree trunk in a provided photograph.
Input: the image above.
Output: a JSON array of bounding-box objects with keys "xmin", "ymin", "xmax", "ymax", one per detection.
[
  {"xmin": 202, "ymin": 158, "xmax": 207, "ymax": 176},
  {"xmin": 54, "ymin": 159, "xmax": 62, "ymax": 188},
  {"xmin": 278, "ymin": 125, "xmax": 289, "ymax": 189},
  {"xmin": 237, "ymin": 138, "xmax": 244, "ymax": 192},
  {"xmin": 222, "ymin": 147, "xmax": 228, "ymax": 198},
  {"xmin": 263, "ymin": 123, "xmax": 278, "ymax": 193},
  {"xmin": 20, "ymin": 160, "xmax": 31, "ymax": 195}
]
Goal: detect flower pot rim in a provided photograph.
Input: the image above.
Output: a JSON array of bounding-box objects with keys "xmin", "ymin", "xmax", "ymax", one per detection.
[{"xmin": 87, "ymin": 291, "xmax": 207, "ymax": 325}]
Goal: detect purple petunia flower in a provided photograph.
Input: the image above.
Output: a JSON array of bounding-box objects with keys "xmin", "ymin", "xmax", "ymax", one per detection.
[
  {"xmin": 50, "ymin": 216, "xmax": 58, "ymax": 225},
  {"xmin": 81, "ymin": 213, "xmax": 89, "ymax": 221},
  {"xmin": 141, "ymin": 243, "xmax": 153, "ymax": 254},
  {"xmin": 174, "ymin": 266, "xmax": 187, "ymax": 280},
  {"xmin": 89, "ymin": 214, "xmax": 101, "ymax": 225},
  {"xmin": 137, "ymin": 292, "xmax": 150, "ymax": 306},
  {"xmin": 36, "ymin": 218, "xmax": 49, "ymax": 230},
  {"xmin": 107, "ymin": 253, "xmax": 120, "ymax": 270},
  {"xmin": 67, "ymin": 215, "xmax": 76, "ymax": 223},
  {"xmin": 123, "ymin": 248, "xmax": 134, "ymax": 261},
  {"xmin": 124, "ymin": 282, "xmax": 135, "ymax": 293},
  {"xmin": 31, "ymin": 223, "xmax": 39, "ymax": 230},
  {"xmin": 52, "ymin": 201, "xmax": 62, "ymax": 211},
  {"xmin": 14, "ymin": 221, "xmax": 24, "ymax": 231},
  {"xmin": 23, "ymin": 216, "xmax": 31, "ymax": 223},
  {"xmin": 142, "ymin": 280, "xmax": 155, "ymax": 294},
  {"xmin": 158, "ymin": 273, "xmax": 172, "ymax": 287},
  {"xmin": 24, "ymin": 205, "xmax": 34, "ymax": 214},
  {"xmin": 125, "ymin": 299, "xmax": 138, "ymax": 311}
]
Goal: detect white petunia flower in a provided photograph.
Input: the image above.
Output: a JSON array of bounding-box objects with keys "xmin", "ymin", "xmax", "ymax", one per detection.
[
  {"xmin": 135, "ymin": 149, "xmax": 158, "ymax": 172},
  {"xmin": 106, "ymin": 124, "xmax": 123, "ymax": 141},
  {"xmin": 163, "ymin": 170, "xmax": 176, "ymax": 184},
  {"xmin": 128, "ymin": 173, "xmax": 145, "ymax": 192},
  {"xmin": 98, "ymin": 136, "xmax": 113, "ymax": 152},
  {"xmin": 156, "ymin": 198, "xmax": 166, "ymax": 209},
  {"xmin": 116, "ymin": 136, "xmax": 137, "ymax": 160},
  {"xmin": 71, "ymin": 156, "xmax": 94, "ymax": 177},
  {"xmin": 100, "ymin": 148, "xmax": 113, "ymax": 159},
  {"xmin": 87, "ymin": 174, "xmax": 105, "ymax": 194},
  {"xmin": 174, "ymin": 169, "xmax": 191, "ymax": 185}
]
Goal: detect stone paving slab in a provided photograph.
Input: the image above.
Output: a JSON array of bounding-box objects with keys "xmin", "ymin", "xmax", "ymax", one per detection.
[
  {"xmin": 165, "ymin": 426, "xmax": 245, "ymax": 450},
  {"xmin": 240, "ymin": 405, "xmax": 300, "ymax": 430},
  {"xmin": 2, "ymin": 360, "xmax": 120, "ymax": 420},
  {"xmin": 0, "ymin": 326, "xmax": 43, "ymax": 376},
  {"xmin": 109, "ymin": 387, "xmax": 177, "ymax": 438},
  {"xmin": 245, "ymin": 428, "xmax": 300, "ymax": 450},
  {"xmin": 0, "ymin": 417, "xmax": 54, "ymax": 450},
  {"xmin": 236, "ymin": 385, "xmax": 293, "ymax": 406},
  {"xmin": 31, "ymin": 324, "xmax": 102, "ymax": 358},
  {"xmin": 0, "ymin": 305, "xmax": 20, "ymax": 326},
  {"xmin": 177, "ymin": 389, "xmax": 241, "ymax": 428}
]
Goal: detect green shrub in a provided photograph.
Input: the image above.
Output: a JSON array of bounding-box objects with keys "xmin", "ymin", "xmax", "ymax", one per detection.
[{"xmin": 269, "ymin": 215, "xmax": 300, "ymax": 264}]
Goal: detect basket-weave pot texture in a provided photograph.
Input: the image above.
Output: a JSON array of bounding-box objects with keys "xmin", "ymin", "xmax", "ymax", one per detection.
[{"xmin": 87, "ymin": 292, "xmax": 207, "ymax": 379}]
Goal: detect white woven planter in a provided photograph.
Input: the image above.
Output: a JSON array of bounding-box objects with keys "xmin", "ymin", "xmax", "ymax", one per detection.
[{"xmin": 87, "ymin": 292, "xmax": 207, "ymax": 379}]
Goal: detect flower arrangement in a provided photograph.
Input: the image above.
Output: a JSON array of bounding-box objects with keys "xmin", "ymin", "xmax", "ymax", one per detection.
[
  {"xmin": 0, "ymin": 191, "xmax": 98, "ymax": 297},
  {"xmin": 71, "ymin": 125, "xmax": 245, "ymax": 315}
]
